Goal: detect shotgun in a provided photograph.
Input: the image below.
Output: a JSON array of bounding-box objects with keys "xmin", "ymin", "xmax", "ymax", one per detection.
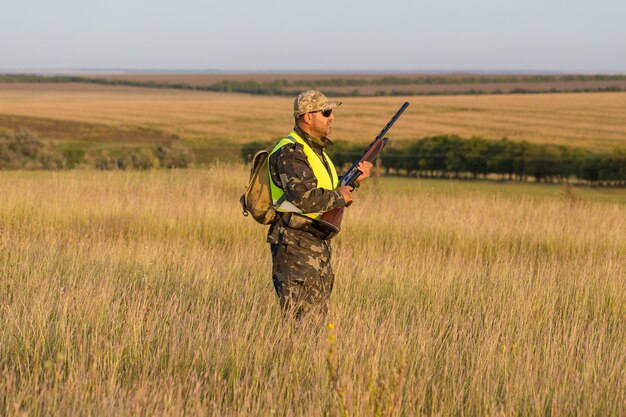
[{"xmin": 319, "ymin": 102, "xmax": 410, "ymax": 236}]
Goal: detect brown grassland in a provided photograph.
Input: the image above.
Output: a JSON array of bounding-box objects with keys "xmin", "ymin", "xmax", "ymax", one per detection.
[
  {"xmin": 1, "ymin": 83, "xmax": 626, "ymax": 151},
  {"xmin": 0, "ymin": 168, "xmax": 624, "ymax": 416},
  {"xmin": 0, "ymin": 82, "xmax": 625, "ymax": 415}
]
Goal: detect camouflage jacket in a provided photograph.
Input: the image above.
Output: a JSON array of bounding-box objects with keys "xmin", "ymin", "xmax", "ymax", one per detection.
[{"xmin": 267, "ymin": 126, "xmax": 346, "ymax": 244}]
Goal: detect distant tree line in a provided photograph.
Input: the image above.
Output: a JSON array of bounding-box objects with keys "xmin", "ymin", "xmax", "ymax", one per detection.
[
  {"xmin": 2, "ymin": 74, "xmax": 626, "ymax": 97},
  {"xmin": 242, "ymin": 136, "xmax": 626, "ymax": 185},
  {"xmin": 8, "ymin": 73, "xmax": 624, "ymax": 87},
  {"xmin": 262, "ymin": 74, "xmax": 626, "ymax": 87},
  {"xmin": 0, "ymin": 129, "xmax": 193, "ymax": 170}
]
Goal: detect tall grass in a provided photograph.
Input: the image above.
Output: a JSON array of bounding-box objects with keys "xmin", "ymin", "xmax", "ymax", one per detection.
[{"xmin": 0, "ymin": 167, "xmax": 624, "ymax": 416}]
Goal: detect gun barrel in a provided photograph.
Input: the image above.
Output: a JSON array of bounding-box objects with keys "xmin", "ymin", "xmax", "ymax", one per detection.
[
  {"xmin": 373, "ymin": 102, "xmax": 410, "ymax": 142},
  {"xmin": 340, "ymin": 102, "xmax": 409, "ymax": 187},
  {"xmin": 320, "ymin": 102, "xmax": 409, "ymax": 236}
]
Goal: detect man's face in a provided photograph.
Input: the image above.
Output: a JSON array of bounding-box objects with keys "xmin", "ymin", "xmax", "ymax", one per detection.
[{"xmin": 307, "ymin": 108, "xmax": 335, "ymax": 138}]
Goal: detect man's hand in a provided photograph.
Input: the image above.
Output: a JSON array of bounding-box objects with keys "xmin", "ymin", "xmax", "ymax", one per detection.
[
  {"xmin": 355, "ymin": 161, "xmax": 373, "ymax": 183},
  {"xmin": 337, "ymin": 161, "xmax": 373, "ymax": 207},
  {"xmin": 338, "ymin": 185, "xmax": 354, "ymax": 206}
]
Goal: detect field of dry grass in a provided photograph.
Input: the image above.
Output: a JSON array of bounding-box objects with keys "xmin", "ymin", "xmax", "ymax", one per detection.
[
  {"xmin": 1, "ymin": 83, "xmax": 626, "ymax": 151},
  {"xmin": 1, "ymin": 167, "xmax": 624, "ymax": 416}
]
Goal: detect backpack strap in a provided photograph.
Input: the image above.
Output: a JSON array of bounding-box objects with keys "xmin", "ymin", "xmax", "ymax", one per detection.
[{"xmin": 274, "ymin": 135, "xmax": 297, "ymax": 207}]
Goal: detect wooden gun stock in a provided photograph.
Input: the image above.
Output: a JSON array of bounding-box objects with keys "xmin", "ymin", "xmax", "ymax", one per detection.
[{"xmin": 318, "ymin": 206, "xmax": 344, "ymax": 237}]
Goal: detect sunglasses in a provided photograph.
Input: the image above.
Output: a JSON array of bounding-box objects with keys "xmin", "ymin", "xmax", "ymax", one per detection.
[{"xmin": 316, "ymin": 109, "xmax": 333, "ymax": 117}]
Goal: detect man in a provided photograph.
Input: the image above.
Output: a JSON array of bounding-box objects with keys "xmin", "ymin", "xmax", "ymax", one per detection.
[{"xmin": 267, "ymin": 90, "xmax": 372, "ymax": 319}]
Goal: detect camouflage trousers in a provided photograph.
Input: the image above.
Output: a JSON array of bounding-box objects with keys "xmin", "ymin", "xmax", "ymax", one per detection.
[{"xmin": 270, "ymin": 231, "xmax": 334, "ymax": 319}]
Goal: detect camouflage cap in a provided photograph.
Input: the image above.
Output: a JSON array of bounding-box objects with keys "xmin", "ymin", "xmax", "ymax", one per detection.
[{"xmin": 293, "ymin": 90, "xmax": 342, "ymax": 118}]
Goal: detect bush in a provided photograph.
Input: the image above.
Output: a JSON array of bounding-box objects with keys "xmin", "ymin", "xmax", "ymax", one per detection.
[
  {"xmin": 157, "ymin": 142, "xmax": 194, "ymax": 169},
  {"xmin": 0, "ymin": 129, "xmax": 65, "ymax": 170},
  {"xmin": 89, "ymin": 146, "xmax": 180, "ymax": 170},
  {"xmin": 87, "ymin": 147, "xmax": 161, "ymax": 170},
  {"xmin": 0, "ymin": 130, "xmax": 197, "ymax": 171},
  {"xmin": 87, "ymin": 149, "xmax": 116, "ymax": 170},
  {"xmin": 131, "ymin": 148, "xmax": 160, "ymax": 170}
]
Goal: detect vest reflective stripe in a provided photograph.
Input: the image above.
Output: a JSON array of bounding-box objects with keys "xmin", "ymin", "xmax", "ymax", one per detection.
[{"xmin": 269, "ymin": 131, "xmax": 339, "ymax": 220}]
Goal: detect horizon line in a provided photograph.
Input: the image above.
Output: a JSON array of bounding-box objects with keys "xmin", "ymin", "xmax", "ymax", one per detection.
[{"xmin": 2, "ymin": 68, "xmax": 626, "ymax": 76}]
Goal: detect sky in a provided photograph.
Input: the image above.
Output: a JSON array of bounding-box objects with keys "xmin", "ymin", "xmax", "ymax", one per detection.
[{"xmin": 2, "ymin": 0, "xmax": 625, "ymax": 73}]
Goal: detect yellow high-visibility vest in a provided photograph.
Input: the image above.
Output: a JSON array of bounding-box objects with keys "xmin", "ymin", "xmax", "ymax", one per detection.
[{"xmin": 268, "ymin": 130, "xmax": 339, "ymax": 220}]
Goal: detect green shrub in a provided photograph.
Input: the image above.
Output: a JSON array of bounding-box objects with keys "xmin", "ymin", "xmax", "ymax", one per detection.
[
  {"xmin": 131, "ymin": 148, "xmax": 159, "ymax": 170},
  {"xmin": 156, "ymin": 142, "xmax": 194, "ymax": 169},
  {"xmin": 87, "ymin": 149, "xmax": 117, "ymax": 170},
  {"xmin": 0, "ymin": 128, "xmax": 65, "ymax": 170},
  {"xmin": 89, "ymin": 146, "xmax": 175, "ymax": 170}
]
